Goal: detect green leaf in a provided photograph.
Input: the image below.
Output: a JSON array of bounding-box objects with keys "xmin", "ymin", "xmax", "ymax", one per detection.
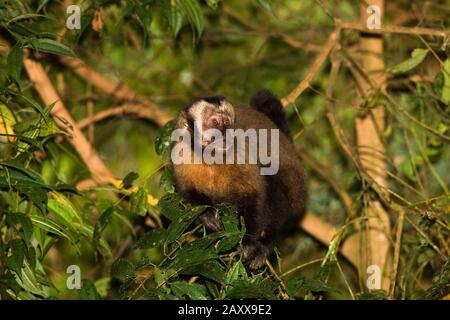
[
  {"xmin": 159, "ymin": 192, "xmax": 186, "ymax": 221},
  {"xmin": 29, "ymin": 215, "xmax": 77, "ymax": 243},
  {"xmin": 162, "ymin": 1, "xmax": 183, "ymax": 36},
  {"xmin": 0, "ymin": 163, "xmax": 50, "ymax": 213},
  {"xmin": 226, "ymin": 276, "xmax": 278, "ymax": 299},
  {"xmin": 170, "ymin": 281, "xmax": 208, "ymax": 300},
  {"xmin": 440, "ymin": 59, "xmax": 450, "ymax": 105},
  {"xmin": 7, "ymin": 44, "xmax": 23, "ymax": 82},
  {"xmin": 130, "ymin": 187, "xmax": 147, "ymax": 217},
  {"xmin": 177, "ymin": 0, "xmax": 205, "ymax": 37},
  {"xmin": 6, "ymin": 212, "xmax": 33, "ymax": 243},
  {"xmin": 47, "ymin": 192, "xmax": 83, "ymax": 225},
  {"xmin": 133, "ymin": 228, "xmax": 167, "ymax": 249},
  {"xmin": 111, "ymin": 259, "xmax": 135, "ymax": 280},
  {"xmin": 225, "ymin": 260, "xmax": 247, "ymax": 284},
  {"xmin": 218, "ymin": 204, "xmax": 239, "ymax": 233},
  {"xmin": 122, "ymin": 171, "xmax": 139, "ymax": 189},
  {"xmin": 182, "ymin": 260, "xmax": 225, "ymax": 284},
  {"xmin": 30, "ymin": 38, "xmax": 76, "ymax": 57},
  {"xmin": 257, "ymin": 0, "xmax": 273, "ymax": 14},
  {"xmin": 79, "ymin": 279, "xmax": 101, "ymax": 300},
  {"xmin": 160, "ymin": 167, "xmax": 175, "ymax": 193},
  {"xmin": 165, "ymin": 205, "xmax": 206, "ymax": 243},
  {"xmin": 155, "ymin": 120, "xmax": 175, "ymax": 156},
  {"xmin": 205, "ymin": 0, "xmax": 220, "ymax": 9},
  {"xmin": 166, "ymin": 246, "xmax": 217, "ymax": 270},
  {"xmin": 285, "ymin": 277, "xmax": 341, "ymax": 296},
  {"xmin": 389, "ymin": 48, "xmax": 428, "ymax": 74},
  {"xmin": 6, "ymin": 240, "xmax": 26, "ymax": 275}
]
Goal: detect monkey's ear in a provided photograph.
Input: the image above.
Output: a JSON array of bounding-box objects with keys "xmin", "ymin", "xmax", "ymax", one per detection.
[{"xmin": 176, "ymin": 111, "xmax": 190, "ymax": 129}]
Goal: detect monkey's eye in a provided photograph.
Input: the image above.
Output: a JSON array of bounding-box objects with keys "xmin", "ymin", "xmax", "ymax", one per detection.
[
  {"xmin": 211, "ymin": 118, "xmax": 219, "ymax": 126},
  {"xmin": 224, "ymin": 119, "xmax": 230, "ymax": 127}
]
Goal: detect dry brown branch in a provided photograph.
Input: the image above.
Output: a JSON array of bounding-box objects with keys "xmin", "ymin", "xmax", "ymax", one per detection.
[
  {"xmin": 23, "ymin": 52, "xmax": 114, "ymax": 185},
  {"xmin": 281, "ymin": 27, "xmax": 341, "ymax": 107},
  {"xmin": 340, "ymin": 21, "xmax": 450, "ymax": 38},
  {"xmin": 76, "ymin": 103, "xmax": 157, "ymax": 129},
  {"xmin": 58, "ymin": 56, "xmax": 172, "ymax": 126}
]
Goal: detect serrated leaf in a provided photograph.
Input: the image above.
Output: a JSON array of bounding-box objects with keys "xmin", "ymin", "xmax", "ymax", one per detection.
[
  {"xmin": 130, "ymin": 187, "xmax": 147, "ymax": 217},
  {"xmin": 226, "ymin": 260, "xmax": 247, "ymax": 284},
  {"xmin": 7, "ymin": 44, "xmax": 23, "ymax": 82},
  {"xmin": 389, "ymin": 48, "xmax": 428, "ymax": 74},
  {"xmin": 160, "ymin": 167, "xmax": 175, "ymax": 193},
  {"xmin": 285, "ymin": 277, "xmax": 341, "ymax": 296},
  {"xmin": 155, "ymin": 120, "xmax": 175, "ymax": 156},
  {"xmin": 171, "ymin": 281, "xmax": 208, "ymax": 300},
  {"xmin": 159, "ymin": 192, "xmax": 186, "ymax": 221},
  {"xmin": 182, "ymin": 260, "xmax": 225, "ymax": 284},
  {"xmin": 111, "ymin": 259, "xmax": 135, "ymax": 280},
  {"xmin": 133, "ymin": 228, "xmax": 167, "ymax": 249},
  {"xmin": 79, "ymin": 279, "xmax": 101, "ymax": 300},
  {"xmin": 226, "ymin": 277, "xmax": 278, "ymax": 299},
  {"xmin": 165, "ymin": 205, "xmax": 206, "ymax": 243}
]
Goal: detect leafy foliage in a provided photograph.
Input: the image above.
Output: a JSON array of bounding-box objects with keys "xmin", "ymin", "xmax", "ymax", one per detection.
[{"xmin": 0, "ymin": 0, "xmax": 449, "ymax": 301}]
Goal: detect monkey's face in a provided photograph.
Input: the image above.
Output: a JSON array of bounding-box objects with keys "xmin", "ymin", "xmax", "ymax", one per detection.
[{"xmin": 178, "ymin": 96, "xmax": 235, "ymax": 150}]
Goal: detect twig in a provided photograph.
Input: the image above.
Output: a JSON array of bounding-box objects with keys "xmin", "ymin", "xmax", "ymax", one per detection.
[
  {"xmin": 76, "ymin": 103, "xmax": 158, "ymax": 129},
  {"xmin": 340, "ymin": 22, "xmax": 450, "ymax": 38},
  {"xmin": 389, "ymin": 208, "xmax": 405, "ymax": 299},
  {"xmin": 59, "ymin": 56, "xmax": 173, "ymax": 126},
  {"xmin": 23, "ymin": 51, "xmax": 114, "ymax": 185},
  {"xmin": 281, "ymin": 27, "xmax": 341, "ymax": 107}
]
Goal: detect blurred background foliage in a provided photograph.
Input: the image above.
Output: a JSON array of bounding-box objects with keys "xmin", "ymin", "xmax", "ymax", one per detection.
[{"xmin": 0, "ymin": 0, "xmax": 449, "ymax": 300}]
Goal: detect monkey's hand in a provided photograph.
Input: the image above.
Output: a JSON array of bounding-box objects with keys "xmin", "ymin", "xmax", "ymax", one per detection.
[
  {"xmin": 197, "ymin": 210, "xmax": 222, "ymax": 232},
  {"xmin": 241, "ymin": 237, "xmax": 271, "ymax": 271}
]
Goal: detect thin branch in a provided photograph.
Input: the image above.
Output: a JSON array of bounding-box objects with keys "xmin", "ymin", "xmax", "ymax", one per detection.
[
  {"xmin": 58, "ymin": 56, "xmax": 173, "ymax": 126},
  {"xmin": 281, "ymin": 27, "xmax": 341, "ymax": 107},
  {"xmin": 340, "ymin": 21, "xmax": 450, "ymax": 38},
  {"xmin": 76, "ymin": 103, "xmax": 158, "ymax": 129},
  {"xmin": 23, "ymin": 51, "xmax": 114, "ymax": 185},
  {"xmin": 389, "ymin": 208, "xmax": 405, "ymax": 298}
]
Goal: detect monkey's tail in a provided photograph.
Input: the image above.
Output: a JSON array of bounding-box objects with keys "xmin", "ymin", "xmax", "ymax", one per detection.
[{"xmin": 250, "ymin": 90, "xmax": 292, "ymax": 140}]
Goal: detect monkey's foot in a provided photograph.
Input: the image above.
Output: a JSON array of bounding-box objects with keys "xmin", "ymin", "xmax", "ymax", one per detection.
[
  {"xmin": 198, "ymin": 211, "xmax": 222, "ymax": 232},
  {"xmin": 241, "ymin": 241, "xmax": 271, "ymax": 271}
]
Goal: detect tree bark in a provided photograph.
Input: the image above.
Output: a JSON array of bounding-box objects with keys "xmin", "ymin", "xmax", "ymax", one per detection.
[{"xmin": 353, "ymin": 0, "xmax": 391, "ymax": 291}]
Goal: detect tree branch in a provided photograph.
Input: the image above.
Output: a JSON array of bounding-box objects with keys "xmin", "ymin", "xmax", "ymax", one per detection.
[
  {"xmin": 281, "ymin": 27, "xmax": 341, "ymax": 107},
  {"xmin": 58, "ymin": 56, "xmax": 172, "ymax": 126}
]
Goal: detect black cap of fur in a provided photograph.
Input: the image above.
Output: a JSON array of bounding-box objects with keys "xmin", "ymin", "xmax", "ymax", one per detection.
[{"xmin": 189, "ymin": 95, "xmax": 227, "ymax": 107}]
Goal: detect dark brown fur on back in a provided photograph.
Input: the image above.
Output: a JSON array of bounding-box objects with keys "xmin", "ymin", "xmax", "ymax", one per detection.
[{"xmin": 171, "ymin": 92, "xmax": 306, "ymax": 270}]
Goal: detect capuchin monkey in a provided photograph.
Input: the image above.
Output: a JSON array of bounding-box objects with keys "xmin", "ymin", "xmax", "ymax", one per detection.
[{"xmin": 170, "ymin": 90, "xmax": 307, "ymax": 270}]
